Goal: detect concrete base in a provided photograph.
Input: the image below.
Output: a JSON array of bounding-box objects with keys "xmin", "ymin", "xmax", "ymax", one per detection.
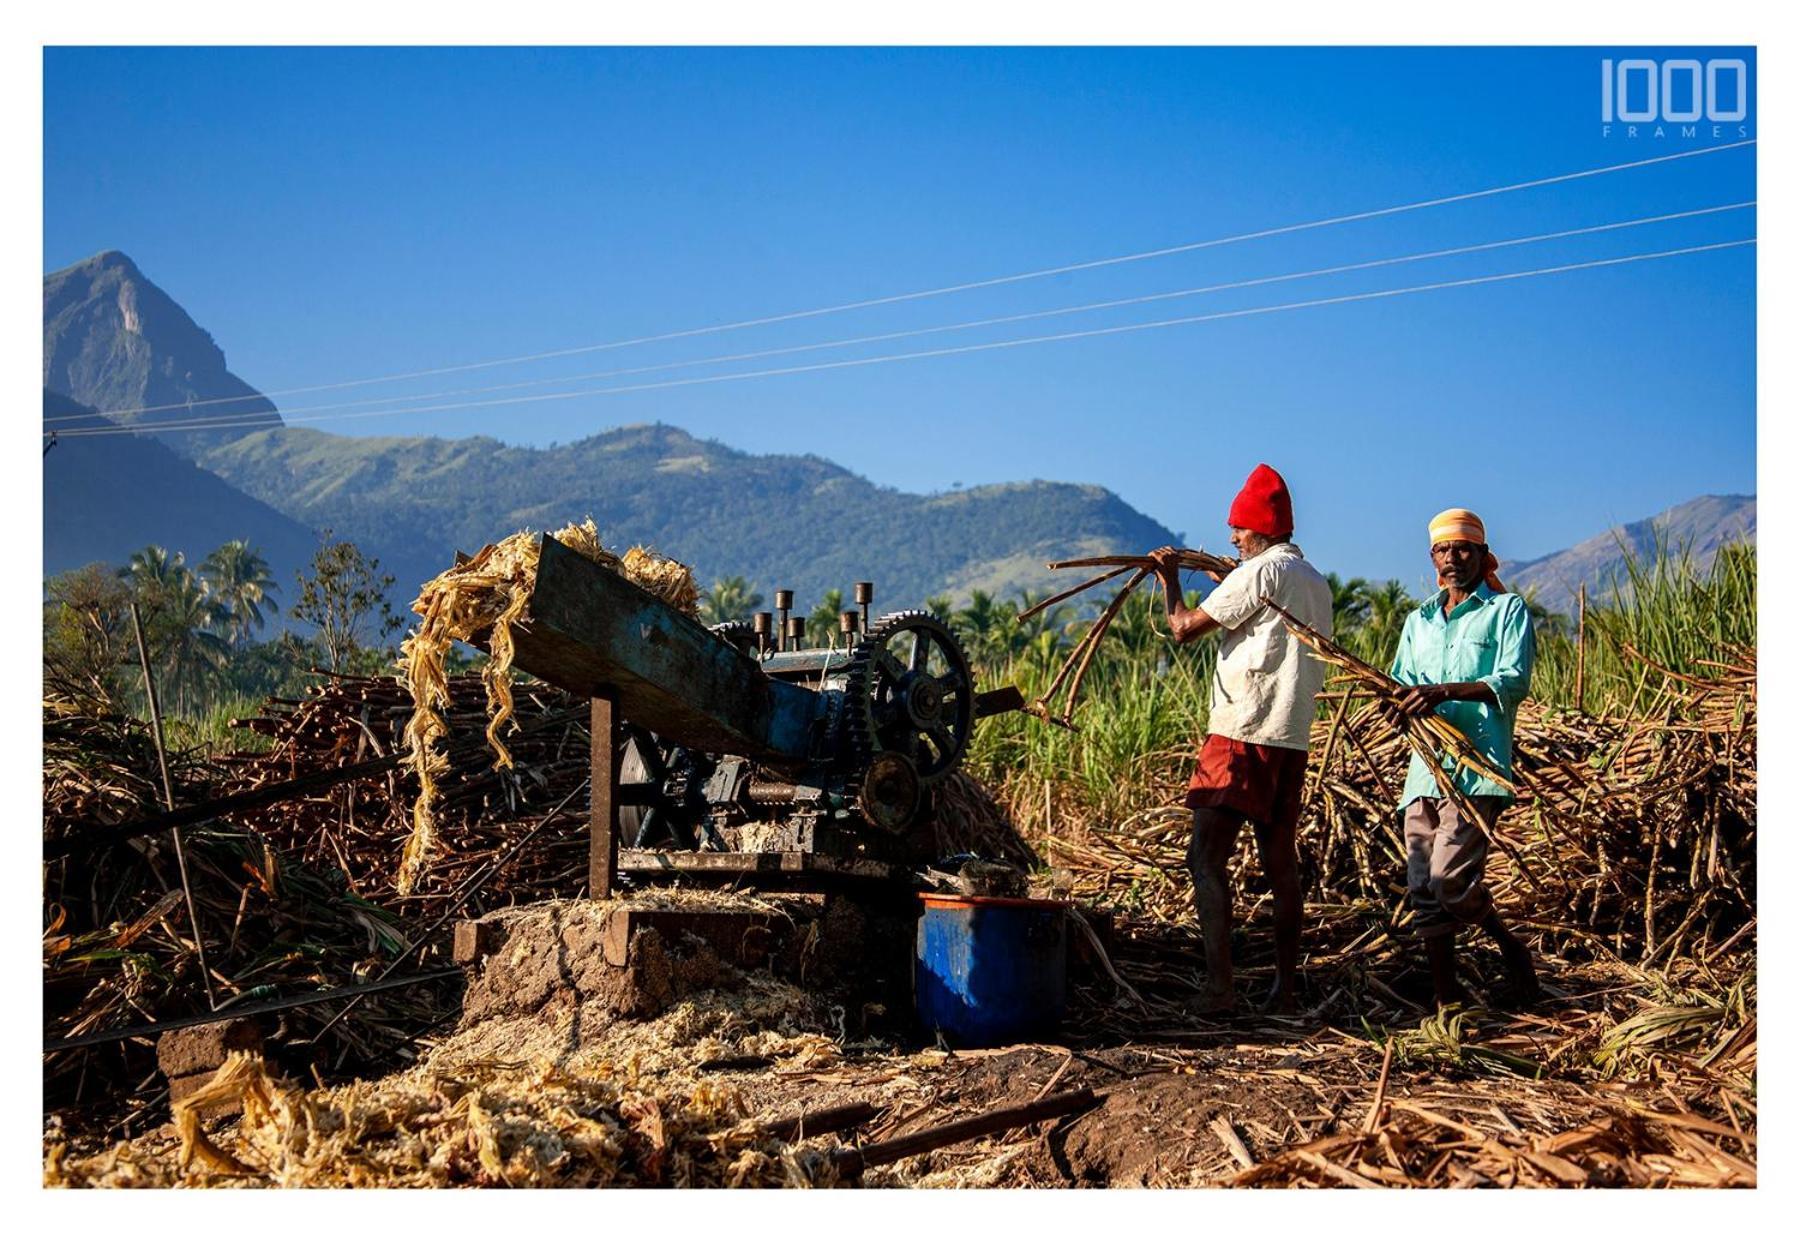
[{"xmin": 455, "ymin": 892, "xmax": 915, "ymax": 1034}]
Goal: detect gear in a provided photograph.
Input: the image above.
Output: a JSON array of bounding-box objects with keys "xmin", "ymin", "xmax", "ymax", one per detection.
[
  {"xmin": 709, "ymin": 620, "xmax": 759, "ymax": 656},
  {"xmin": 843, "ymin": 610, "xmax": 975, "ymax": 783}
]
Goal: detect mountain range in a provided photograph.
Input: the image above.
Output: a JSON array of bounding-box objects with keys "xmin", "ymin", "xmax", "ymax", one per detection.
[
  {"xmin": 1505, "ymin": 494, "xmax": 1756, "ymax": 612},
  {"xmin": 42, "ymin": 250, "xmax": 1754, "ymax": 621},
  {"xmin": 43, "ymin": 252, "xmax": 1177, "ymax": 611}
]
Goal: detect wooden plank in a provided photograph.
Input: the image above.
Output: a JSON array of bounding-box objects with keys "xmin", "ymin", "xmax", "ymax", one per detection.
[
  {"xmin": 590, "ymin": 692, "xmax": 619, "ymax": 899},
  {"xmin": 516, "ymin": 537, "xmax": 820, "ymax": 759},
  {"xmin": 601, "ymin": 905, "xmax": 784, "ymax": 967}
]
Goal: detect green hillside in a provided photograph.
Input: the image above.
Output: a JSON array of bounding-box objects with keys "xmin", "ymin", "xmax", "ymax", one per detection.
[{"xmin": 199, "ymin": 423, "xmax": 1181, "ymax": 607}]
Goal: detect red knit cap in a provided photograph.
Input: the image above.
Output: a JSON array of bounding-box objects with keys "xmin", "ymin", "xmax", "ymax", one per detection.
[{"xmin": 1227, "ymin": 463, "xmax": 1293, "ymax": 537}]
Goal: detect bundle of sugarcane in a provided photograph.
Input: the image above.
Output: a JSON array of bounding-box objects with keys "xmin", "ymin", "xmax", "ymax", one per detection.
[
  {"xmin": 1019, "ymin": 548, "xmax": 1238, "ymax": 727},
  {"xmin": 1266, "ymin": 602, "xmax": 1515, "ymax": 798},
  {"xmin": 397, "ymin": 520, "xmax": 698, "ymax": 894}
]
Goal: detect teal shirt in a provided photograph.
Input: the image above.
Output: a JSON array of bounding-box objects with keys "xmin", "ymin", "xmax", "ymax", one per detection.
[{"xmin": 1388, "ymin": 583, "xmax": 1535, "ymax": 809}]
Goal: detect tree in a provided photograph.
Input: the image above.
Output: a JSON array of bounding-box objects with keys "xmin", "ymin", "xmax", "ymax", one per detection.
[
  {"xmin": 201, "ymin": 539, "xmax": 279, "ymax": 648},
  {"xmin": 121, "ymin": 544, "xmax": 186, "ymax": 596},
  {"xmin": 806, "ymin": 588, "xmax": 847, "ymax": 646},
  {"xmin": 154, "ymin": 570, "xmax": 231, "ymax": 714},
  {"xmin": 1323, "ymin": 571, "xmax": 1372, "ymax": 635},
  {"xmin": 700, "ymin": 575, "xmax": 763, "ymax": 625},
  {"xmin": 291, "ymin": 532, "xmax": 403, "ymax": 672},
  {"xmin": 951, "ymin": 589, "xmax": 1014, "ymax": 665},
  {"xmin": 43, "ymin": 564, "xmax": 134, "ymax": 713},
  {"xmin": 1356, "ymin": 579, "xmax": 1416, "ymax": 666},
  {"xmin": 116, "ymin": 545, "xmax": 229, "ymax": 716},
  {"xmin": 1520, "ymin": 588, "xmax": 1573, "ymax": 640}
]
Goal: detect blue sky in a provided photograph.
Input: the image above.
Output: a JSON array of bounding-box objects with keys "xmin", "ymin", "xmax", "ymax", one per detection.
[{"xmin": 43, "ymin": 46, "xmax": 1756, "ymax": 587}]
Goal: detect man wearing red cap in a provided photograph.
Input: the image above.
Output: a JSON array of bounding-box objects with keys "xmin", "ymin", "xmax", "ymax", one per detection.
[
  {"xmin": 1150, "ymin": 464, "xmax": 1333, "ymax": 1014},
  {"xmin": 1388, "ymin": 509, "xmax": 1539, "ymax": 1008}
]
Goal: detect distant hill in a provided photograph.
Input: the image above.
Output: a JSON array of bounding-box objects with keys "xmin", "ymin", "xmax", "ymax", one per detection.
[
  {"xmin": 199, "ymin": 424, "xmax": 1180, "ymax": 608},
  {"xmin": 42, "ymin": 250, "xmax": 1181, "ymax": 611},
  {"xmin": 1506, "ymin": 494, "xmax": 1756, "ymax": 612},
  {"xmin": 42, "ymin": 391, "xmax": 323, "ymax": 619},
  {"xmin": 43, "ymin": 251, "xmax": 282, "ymax": 457}
]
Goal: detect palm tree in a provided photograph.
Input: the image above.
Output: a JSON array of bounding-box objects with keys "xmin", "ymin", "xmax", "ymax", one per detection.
[
  {"xmin": 951, "ymin": 590, "xmax": 1025, "ymax": 667},
  {"xmin": 1013, "ymin": 590, "xmax": 1070, "ymax": 665},
  {"xmin": 1323, "ymin": 572, "xmax": 1372, "ymax": 638},
  {"xmin": 200, "ymin": 540, "xmax": 279, "ymax": 648},
  {"xmin": 1357, "ymin": 579, "xmax": 1416, "ymax": 666},
  {"xmin": 1104, "ymin": 585, "xmax": 1166, "ymax": 663},
  {"xmin": 120, "ymin": 544, "xmax": 186, "ymax": 595},
  {"xmin": 157, "ymin": 571, "xmax": 231, "ymax": 714},
  {"xmin": 117, "ymin": 547, "xmax": 229, "ymax": 715},
  {"xmin": 700, "ymin": 575, "xmax": 763, "ymax": 625},
  {"xmin": 806, "ymin": 588, "xmax": 847, "ymax": 646}
]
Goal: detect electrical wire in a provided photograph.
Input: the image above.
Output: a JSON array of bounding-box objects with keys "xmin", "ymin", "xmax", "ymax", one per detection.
[
  {"xmin": 47, "ymin": 200, "xmax": 1753, "ymax": 431},
  {"xmin": 68, "ymin": 139, "xmax": 1756, "ymax": 422},
  {"xmin": 52, "ymin": 237, "xmax": 1755, "ymax": 442}
]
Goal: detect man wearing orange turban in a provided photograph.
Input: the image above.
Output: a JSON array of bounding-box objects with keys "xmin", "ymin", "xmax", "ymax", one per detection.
[
  {"xmin": 1389, "ymin": 508, "xmax": 1539, "ymax": 1008},
  {"xmin": 1150, "ymin": 464, "xmax": 1333, "ymax": 1015}
]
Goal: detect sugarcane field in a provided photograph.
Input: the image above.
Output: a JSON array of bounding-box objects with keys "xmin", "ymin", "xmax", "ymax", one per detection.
[
  {"xmin": 41, "ymin": 511, "xmax": 1757, "ymax": 1189},
  {"xmin": 37, "ymin": 38, "xmax": 1765, "ymax": 1204}
]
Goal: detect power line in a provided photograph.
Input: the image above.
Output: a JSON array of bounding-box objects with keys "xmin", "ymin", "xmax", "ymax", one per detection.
[
  {"xmin": 49, "ymin": 200, "xmax": 1752, "ymax": 431},
  {"xmin": 77, "ymin": 139, "xmax": 1757, "ymax": 422},
  {"xmin": 56, "ymin": 238, "xmax": 1754, "ymax": 442}
]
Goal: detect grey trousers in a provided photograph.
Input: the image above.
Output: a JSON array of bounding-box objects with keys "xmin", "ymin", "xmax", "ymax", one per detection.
[{"xmin": 1403, "ymin": 796, "xmax": 1504, "ymax": 939}]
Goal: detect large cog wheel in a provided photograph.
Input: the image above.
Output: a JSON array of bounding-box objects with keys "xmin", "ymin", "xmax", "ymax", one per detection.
[{"xmin": 844, "ymin": 610, "xmax": 975, "ymax": 783}]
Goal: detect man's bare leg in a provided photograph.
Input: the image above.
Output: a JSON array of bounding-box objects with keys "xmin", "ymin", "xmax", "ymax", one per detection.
[
  {"xmin": 1424, "ymin": 932, "xmax": 1469, "ymax": 1008},
  {"xmin": 1478, "ymin": 910, "xmax": 1540, "ymax": 1006},
  {"xmin": 1187, "ymin": 806, "xmax": 1244, "ymax": 1012},
  {"xmin": 1251, "ymin": 819, "xmax": 1301, "ymax": 1013}
]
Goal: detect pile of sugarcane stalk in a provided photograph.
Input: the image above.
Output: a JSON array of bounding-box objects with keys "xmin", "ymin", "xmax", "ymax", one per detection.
[
  {"xmin": 41, "ymin": 670, "xmax": 598, "ymax": 1135},
  {"xmin": 43, "ymin": 704, "xmax": 187, "ymax": 841},
  {"xmin": 1020, "ymin": 549, "xmax": 1236, "ymax": 727},
  {"xmin": 1042, "ymin": 639, "xmax": 1756, "ymax": 975},
  {"xmin": 220, "ymin": 671, "xmax": 593, "ymax": 917},
  {"xmin": 42, "ymin": 799, "xmax": 450, "ymax": 1137}
]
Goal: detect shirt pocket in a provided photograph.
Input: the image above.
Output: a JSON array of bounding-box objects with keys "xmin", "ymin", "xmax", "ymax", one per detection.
[
  {"xmin": 1451, "ymin": 634, "xmax": 1498, "ymax": 679},
  {"xmin": 1243, "ymin": 617, "xmax": 1284, "ymax": 674}
]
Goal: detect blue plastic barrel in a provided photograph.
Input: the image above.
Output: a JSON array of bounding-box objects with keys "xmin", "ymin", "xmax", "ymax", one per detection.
[{"xmin": 914, "ymin": 893, "xmax": 1068, "ymax": 1047}]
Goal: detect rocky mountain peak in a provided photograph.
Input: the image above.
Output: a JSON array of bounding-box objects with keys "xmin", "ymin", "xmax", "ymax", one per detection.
[{"xmin": 43, "ymin": 250, "xmax": 283, "ymax": 457}]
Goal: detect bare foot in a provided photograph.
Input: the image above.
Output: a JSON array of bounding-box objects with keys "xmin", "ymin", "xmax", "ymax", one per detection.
[
  {"xmin": 1489, "ymin": 959, "xmax": 1541, "ymax": 1009},
  {"xmin": 1496, "ymin": 952, "xmax": 1540, "ymax": 1009}
]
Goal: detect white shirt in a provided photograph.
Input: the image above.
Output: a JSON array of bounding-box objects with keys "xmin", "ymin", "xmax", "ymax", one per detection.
[{"xmin": 1196, "ymin": 542, "xmax": 1334, "ymax": 752}]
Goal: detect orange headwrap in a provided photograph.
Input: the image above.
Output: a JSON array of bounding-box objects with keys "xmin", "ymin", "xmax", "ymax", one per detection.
[{"xmin": 1428, "ymin": 508, "xmax": 1506, "ymax": 593}]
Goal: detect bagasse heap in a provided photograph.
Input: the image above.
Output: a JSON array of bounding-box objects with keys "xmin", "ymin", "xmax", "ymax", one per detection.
[{"xmin": 396, "ymin": 519, "xmax": 699, "ymax": 893}]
